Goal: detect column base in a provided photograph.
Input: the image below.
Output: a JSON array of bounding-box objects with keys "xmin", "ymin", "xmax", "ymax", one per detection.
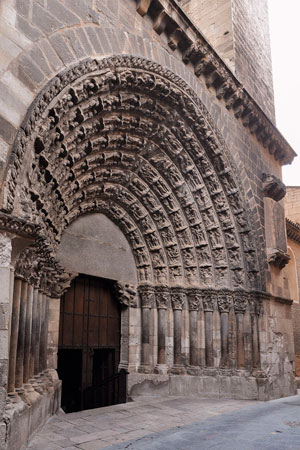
[
  {"xmin": 186, "ymin": 365, "xmax": 202, "ymax": 376},
  {"xmin": 118, "ymin": 362, "xmax": 129, "ymax": 372},
  {"xmin": 170, "ymin": 364, "xmax": 186, "ymax": 375},
  {"xmin": 202, "ymin": 367, "xmax": 218, "ymax": 376},
  {"xmin": 15, "ymin": 387, "xmax": 25, "ymax": 395},
  {"xmin": 138, "ymin": 364, "xmax": 152, "ymax": 374},
  {"xmin": 24, "ymin": 383, "xmax": 35, "ymax": 392},
  {"xmin": 154, "ymin": 364, "xmax": 169, "ymax": 375},
  {"xmin": 7, "ymin": 391, "xmax": 21, "ymax": 403}
]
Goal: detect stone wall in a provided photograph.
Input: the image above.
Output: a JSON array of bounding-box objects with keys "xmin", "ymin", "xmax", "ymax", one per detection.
[
  {"xmin": 285, "ymin": 188, "xmax": 300, "ymax": 379},
  {"xmin": 179, "ymin": 0, "xmax": 234, "ymax": 70},
  {"xmin": 0, "ymin": 1, "xmax": 296, "ymax": 449},
  {"xmin": 285, "ymin": 187, "xmax": 300, "ymax": 223},
  {"xmin": 179, "ymin": 0, "xmax": 275, "ymax": 121}
]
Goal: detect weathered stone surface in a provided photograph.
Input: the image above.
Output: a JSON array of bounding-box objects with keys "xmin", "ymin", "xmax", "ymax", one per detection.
[{"xmin": 0, "ymin": 2, "xmax": 296, "ymax": 449}]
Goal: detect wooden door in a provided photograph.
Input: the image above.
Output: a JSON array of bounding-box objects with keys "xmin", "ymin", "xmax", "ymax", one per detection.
[{"xmin": 58, "ymin": 274, "xmax": 122, "ymax": 412}]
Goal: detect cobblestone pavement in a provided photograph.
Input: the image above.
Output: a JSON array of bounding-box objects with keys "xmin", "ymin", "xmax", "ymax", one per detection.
[{"xmin": 27, "ymin": 394, "xmax": 300, "ymax": 450}]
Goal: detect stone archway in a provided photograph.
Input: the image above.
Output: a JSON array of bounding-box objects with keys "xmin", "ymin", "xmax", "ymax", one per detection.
[{"xmin": 4, "ymin": 56, "xmax": 266, "ymax": 417}]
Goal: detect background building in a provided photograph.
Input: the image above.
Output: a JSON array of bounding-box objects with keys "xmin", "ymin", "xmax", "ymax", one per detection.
[
  {"xmin": 0, "ymin": 1, "xmax": 297, "ymax": 449},
  {"xmin": 284, "ymin": 187, "xmax": 300, "ymax": 382}
]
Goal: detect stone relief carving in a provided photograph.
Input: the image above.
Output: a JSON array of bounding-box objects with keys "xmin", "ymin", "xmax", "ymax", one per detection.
[
  {"xmin": 233, "ymin": 291, "xmax": 249, "ymax": 313},
  {"xmin": 138, "ymin": 284, "xmax": 155, "ymax": 308},
  {"xmin": 267, "ymin": 248, "xmax": 290, "ymax": 270},
  {"xmin": 155, "ymin": 286, "xmax": 170, "ymax": 309},
  {"xmin": 202, "ymin": 290, "xmax": 216, "ymax": 311},
  {"xmin": 187, "ymin": 289, "xmax": 202, "ymax": 311},
  {"xmin": 114, "ymin": 281, "xmax": 137, "ymax": 308},
  {"xmin": 3, "ymin": 56, "xmax": 262, "ymax": 292},
  {"xmin": 262, "ymin": 173, "xmax": 286, "ymax": 202},
  {"xmin": 171, "ymin": 288, "xmax": 186, "ymax": 310},
  {"xmin": 217, "ymin": 290, "xmax": 232, "ymax": 313},
  {"xmin": 0, "ymin": 234, "xmax": 12, "ymax": 267}
]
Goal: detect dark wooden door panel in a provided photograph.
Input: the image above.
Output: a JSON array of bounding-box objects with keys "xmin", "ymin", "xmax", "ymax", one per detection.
[{"xmin": 58, "ymin": 274, "xmax": 123, "ymax": 412}]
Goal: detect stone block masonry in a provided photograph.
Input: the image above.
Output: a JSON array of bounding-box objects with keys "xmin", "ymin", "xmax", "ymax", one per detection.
[{"xmin": 0, "ymin": 1, "xmax": 297, "ymax": 450}]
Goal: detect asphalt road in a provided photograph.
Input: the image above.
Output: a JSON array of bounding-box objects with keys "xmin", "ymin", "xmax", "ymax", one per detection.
[{"xmin": 109, "ymin": 394, "xmax": 300, "ymax": 450}]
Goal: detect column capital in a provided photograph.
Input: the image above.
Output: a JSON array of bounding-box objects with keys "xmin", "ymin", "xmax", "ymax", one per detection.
[
  {"xmin": 217, "ymin": 289, "xmax": 233, "ymax": 313},
  {"xmin": 138, "ymin": 284, "xmax": 155, "ymax": 308},
  {"xmin": 155, "ymin": 286, "xmax": 170, "ymax": 309},
  {"xmin": 114, "ymin": 281, "xmax": 137, "ymax": 308},
  {"xmin": 249, "ymin": 293, "xmax": 263, "ymax": 315},
  {"xmin": 187, "ymin": 288, "xmax": 201, "ymax": 311},
  {"xmin": 233, "ymin": 290, "xmax": 249, "ymax": 313},
  {"xmin": 170, "ymin": 287, "xmax": 185, "ymax": 310},
  {"xmin": 202, "ymin": 289, "xmax": 217, "ymax": 312}
]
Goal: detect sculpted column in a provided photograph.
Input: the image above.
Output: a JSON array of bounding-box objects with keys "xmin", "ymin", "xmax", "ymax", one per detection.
[
  {"xmin": 39, "ymin": 293, "xmax": 50, "ymax": 373},
  {"xmin": 233, "ymin": 291, "xmax": 248, "ymax": 369},
  {"xmin": 30, "ymin": 288, "xmax": 39, "ymax": 378},
  {"xmin": 187, "ymin": 289, "xmax": 201, "ymax": 373},
  {"xmin": 171, "ymin": 288, "xmax": 185, "ymax": 374},
  {"xmin": 154, "ymin": 286, "xmax": 169, "ymax": 374},
  {"xmin": 203, "ymin": 290, "xmax": 215, "ymax": 368},
  {"xmin": 15, "ymin": 280, "xmax": 28, "ymax": 391},
  {"xmin": 114, "ymin": 282, "xmax": 137, "ymax": 372},
  {"xmin": 249, "ymin": 294, "xmax": 262, "ymax": 369},
  {"xmin": 7, "ymin": 277, "xmax": 22, "ymax": 394},
  {"xmin": 138, "ymin": 285, "xmax": 154, "ymax": 373},
  {"xmin": 34, "ymin": 290, "xmax": 42, "ymax": 376},
  {"xmin": 23, "ymin": 284, "xmax": 34, "ymax": 389},
  {"xmin": 217, "ymin": 291, "xmax": 231, "ymax": 368}
]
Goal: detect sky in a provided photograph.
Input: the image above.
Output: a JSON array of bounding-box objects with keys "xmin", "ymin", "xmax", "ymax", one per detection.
[{"xmin": 268, "ymin": 1, "xmax": 300, "ymax": 186}]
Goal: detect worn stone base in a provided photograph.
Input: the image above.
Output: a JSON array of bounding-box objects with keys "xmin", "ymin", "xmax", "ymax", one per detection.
[
  {"xmin": 2, "ymin": 371, "xmax": 61, "ymax": 450},
  {"xmin": 128, "ymin": 371, "xmax": 297, "ymax": 401}
]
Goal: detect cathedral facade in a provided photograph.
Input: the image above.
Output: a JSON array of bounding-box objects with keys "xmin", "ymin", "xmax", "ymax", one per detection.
[{"xmin": 0, "ymin": 1, "xmax": 297, "ymax": 449}]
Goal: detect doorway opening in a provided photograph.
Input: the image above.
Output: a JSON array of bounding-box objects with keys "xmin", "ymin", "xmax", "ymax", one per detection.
[{"xmin": 57, "ymin": 274, "xmax": 126, "ymax": 413}]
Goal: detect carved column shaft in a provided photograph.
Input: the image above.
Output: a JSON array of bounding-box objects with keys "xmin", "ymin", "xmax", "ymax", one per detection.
[
  {"xmin": 141, "ymin": 307, "xmax": 150, "ymax": 366},
  {"xmin": 157, "ymin": 308, "xmax": 166, "ymax": 365},
  {"xmin": 39, "ymin": 294, "xmax": 47, "ymax": 373},
  {"xmin": 189, "ymin": 310, "xmax": 198, "ymax": 366},
  {"xmin": 188, "ymin": 291, "xmax": 201, "ymax": 367},
  {"xmin": 7, "ymin": 277, "xmax": 22, "ymax": 393},
  {"xmin": 15, "ymin": 280, "xmax": 28, "ymax": 390},
  {"xmin": 218, "ymin": 294, "xmax": 231, "ymax": 368},
  {"xmin": 171, "ymin": 290, "xmax": 185, "ymax": 369},
  {"xmin": 250, "ymin": 297, "xmax": 261, "ymax": 368},
  {"xmin": 234, "ymin": 293, "xmax": 248, "ymax": 369},
  {"xmin": 23, "ymin": 284, "xmax": 34, "ymax": 384},
  {"xmin": 204, "ymin": 311, "xmax": 214, "ymax": 367},
  {"xmin": 34, "ymin": 290, "xmax": 42, "ymax": 375},
  {"xmin": 251, "ymin": 313, "xmax": 260, "ymax": 368},
  {"xmin": 30, "ymin": 288, "xmax": 38, "ymax": 377},
  {"xmin": 40, "ymin": 296, "xmax": 49, "ymax": 371},
  {"xmin": 155, "ymin": 289, "xmax": 169, "ymax": 369},
  {"xmin": 139, "ymin": 287, "xmax": 154, "ymax": 371},
  {"xmin": 173, "ymin": 309, "xmax": 182, "ymax": 366},
  {"xmin": 236, "ymin": 313, "xmax": 245, "ymax": 368},
  {"xmin": 220, "ymin": 312, "xmax": 229, "ymax": 368},
  {"xmin": 203, "ymin": 293, "xmax": 215, "ymax": 368}
]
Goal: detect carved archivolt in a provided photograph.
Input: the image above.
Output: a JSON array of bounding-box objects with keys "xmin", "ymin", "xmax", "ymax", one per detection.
[{"xmin": 3, "ymin": 56, "xmax": 261, "ymax": 291}]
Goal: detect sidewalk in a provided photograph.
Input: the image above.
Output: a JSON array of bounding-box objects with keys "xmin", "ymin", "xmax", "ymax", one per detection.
[{"xmin": 26, "ymin": 394, "xmax": 300, "ymax": 450}]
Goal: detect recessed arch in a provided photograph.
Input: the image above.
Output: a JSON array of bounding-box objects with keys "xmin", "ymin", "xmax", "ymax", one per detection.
[
  {"xmin": 5, "ymin": 55, "xmax": 260, "ymax": 291},
  {"xmin": 57, "ymin": 213, "xmax": 138, "ymax": 284}
]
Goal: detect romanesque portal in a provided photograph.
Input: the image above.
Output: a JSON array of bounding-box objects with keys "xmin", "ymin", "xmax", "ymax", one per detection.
[{"xmin": 0, "ymin": 55, "xmax": 296, "ymax": 448}]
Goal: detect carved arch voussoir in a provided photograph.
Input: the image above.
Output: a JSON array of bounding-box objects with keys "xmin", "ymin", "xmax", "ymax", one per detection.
[{"xmin": 4, "ymin": 55, "xmax": 262, "ymax": 291}]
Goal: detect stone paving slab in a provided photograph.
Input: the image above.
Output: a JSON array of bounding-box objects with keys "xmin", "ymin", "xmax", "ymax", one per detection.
[{"xmin": 26, "ymin": 396, "xmax": 257, "ymax": 449}]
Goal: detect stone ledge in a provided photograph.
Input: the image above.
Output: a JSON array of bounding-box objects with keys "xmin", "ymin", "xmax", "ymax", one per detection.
[{"xmin": 133, "ymin": 0, "xmax": 296, "ymax": 165}]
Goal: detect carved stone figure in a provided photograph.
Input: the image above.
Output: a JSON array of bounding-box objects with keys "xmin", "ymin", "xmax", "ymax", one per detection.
[
  {"xmin": 262, "ymin": 173, "xmax": 286, "ymax": 201},
  {"xmin": 114, "ymin": 281, "xmax": 137, "ymax": 308}
]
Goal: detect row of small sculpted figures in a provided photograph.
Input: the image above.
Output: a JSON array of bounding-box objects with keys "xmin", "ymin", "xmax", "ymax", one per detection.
[{"xmin": 115, "ymin": 282, "xmax": 263, "ymax": 314}]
